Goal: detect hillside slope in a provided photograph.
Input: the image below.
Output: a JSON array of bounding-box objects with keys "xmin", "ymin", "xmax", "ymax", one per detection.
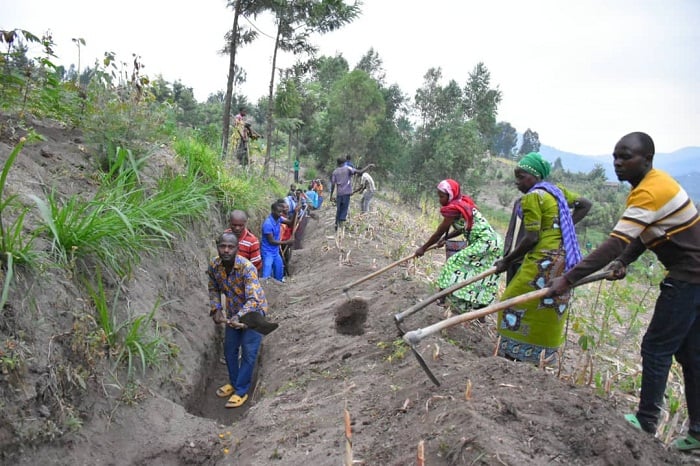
[{"xmin": 1, "ymin": 119, "xmax": 694, "ymax": 465}]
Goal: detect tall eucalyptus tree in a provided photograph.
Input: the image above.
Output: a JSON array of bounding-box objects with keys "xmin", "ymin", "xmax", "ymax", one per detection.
[
  {"xmin": 262, "ymin": 0, "xmax": 360, "ymax": 174},
  {"xmin": 463, "ymin": 62, "xmax": 502, "ymax": 145},
  {"xmin": 327, "ymin": 69, "xmax": 385, "ymax": 168},
  {"xmin": 221, "ymin": 0, "xmax": 265, "ymax": 158},
  {"xmin": 274, "ymin": 76, "xmax": 303, "ymax": 170},
  {"xmin": 519, "ymin": 128, "xmax": 541, "ymax": 156}
]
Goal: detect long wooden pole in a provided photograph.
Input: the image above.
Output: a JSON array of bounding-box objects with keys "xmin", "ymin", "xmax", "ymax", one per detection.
[
  {"xmin": 394, "ymin": 266, "xmax": 498, "ymax": 325},
  {"xmin": 404, "ymin": 270, "xmax": 613, "ymax": 346},
  {"xmin": 341, "ymin": 244, "xmax": 439, "ymax": 293}
]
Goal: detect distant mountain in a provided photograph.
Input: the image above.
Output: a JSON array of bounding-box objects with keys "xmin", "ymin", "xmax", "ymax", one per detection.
[
  {"xmin": 538, "ymin": 144, "xmax": 700, "ymax": 201},
  {"xmin": 674, "ymin": 172, "xmax": 700, "ymax": 202}
]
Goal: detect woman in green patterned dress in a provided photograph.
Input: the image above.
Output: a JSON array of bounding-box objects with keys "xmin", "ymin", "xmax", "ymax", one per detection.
[
  {"xmin": 494, "ymin": 153, "xmax": 591, "ymax": 364},
  {"xmin": 415, "ymin": 179, "xmax": 503, "ymax": 313}
]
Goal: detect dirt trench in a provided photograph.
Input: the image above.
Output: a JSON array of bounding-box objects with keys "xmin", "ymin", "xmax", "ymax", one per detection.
[{"xmin": 184, "ymin": 331, "xmax": 263, "ymax": 425}]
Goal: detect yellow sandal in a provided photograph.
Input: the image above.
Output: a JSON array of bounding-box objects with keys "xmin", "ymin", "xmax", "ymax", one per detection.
[
  {"xmin": 216, "ymin": 384, "xmax": 234, "ymax": 398},
  {"xmin": 225, "ymin": 393, "xmax": 248, "ymax": 408}
]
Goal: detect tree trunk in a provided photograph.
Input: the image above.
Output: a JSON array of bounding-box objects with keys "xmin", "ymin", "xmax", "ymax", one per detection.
[
  {"xmin": 263, "ymin": 25, "xmax": 282, "ymax": 176},
  {"xmin": 288, "ymin": 131, "xmax": 293, "ymax": 184},
  {"xmin": 221, "ymin": 0, "xmax": 241, "ymax": 159},
  {"xmin": 296, "ymin": 127, "xmax": 301, "ymax": 178}
]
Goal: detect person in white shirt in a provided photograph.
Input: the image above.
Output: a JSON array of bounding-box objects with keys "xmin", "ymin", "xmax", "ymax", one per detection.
[{"xmin": 358, "ymin": 172, "xmax": 376, "ymax": 213}]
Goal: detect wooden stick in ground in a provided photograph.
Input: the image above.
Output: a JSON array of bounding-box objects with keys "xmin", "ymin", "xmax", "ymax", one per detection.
[
  {"xmin": 394, "ymin": 266, "xmax": 498, "ymax": 327},
  {"xmin": 341, "ymin": 244, "xmax": 439, "ymax": 294},
  {"xmin": 403, "ymin": 270, "xmax": 613, "ymax": 347},
  {"xmin": 291, "ymin": 206, "xmax": 303, "ymax": 237},
  {"xmin": 344, "ymin": 405, "xmax": 352, "ymax": 466}
]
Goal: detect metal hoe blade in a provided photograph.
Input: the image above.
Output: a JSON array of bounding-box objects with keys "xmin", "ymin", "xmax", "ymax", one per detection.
[{"xmin": 408, "ymin": 343, "xmax": 441, "ymax": 387}]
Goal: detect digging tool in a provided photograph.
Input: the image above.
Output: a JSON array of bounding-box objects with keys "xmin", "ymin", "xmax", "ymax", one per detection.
[
  {"xmin": 393, "ymin": 266, "xmax": 498, "ymax": 335},
  {"xmin": 402, "ymin": 270, "xmax": 614, "ymax": 386},
  {"xmin": 341, "ymin": 244, "xmax": 439, "ymax": 297}
]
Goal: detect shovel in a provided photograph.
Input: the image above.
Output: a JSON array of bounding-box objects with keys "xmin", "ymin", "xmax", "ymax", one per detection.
[
  {"xmin": 402, "ymin": 270, "xmax": 614, "ymax": 386},
  {"xmin": 341, "ymin": 244, "xmax": 439, "ymax": 297},
  {"xmin": 239, "ymin": 312, "xmax": 279, "ymax": 335},
  {"xmin": 393, "ymin": 266, "xmax": 498, "ymax": 335}
]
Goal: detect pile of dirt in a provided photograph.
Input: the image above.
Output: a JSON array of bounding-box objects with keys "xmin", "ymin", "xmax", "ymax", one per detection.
[{"xmin": 1, "ymin": 117, "xmax": 695, "ymax": 465}]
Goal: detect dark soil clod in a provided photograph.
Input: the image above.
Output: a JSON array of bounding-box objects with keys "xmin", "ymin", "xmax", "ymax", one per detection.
[{"xmin": 334, "ymin": 298, "xmax": 369, "ymax": 335}]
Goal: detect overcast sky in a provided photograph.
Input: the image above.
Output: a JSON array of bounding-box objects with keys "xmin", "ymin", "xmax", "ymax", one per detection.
[{"xmin": 3, "ymin": 0, "xmax": 699, "ymax": 155}]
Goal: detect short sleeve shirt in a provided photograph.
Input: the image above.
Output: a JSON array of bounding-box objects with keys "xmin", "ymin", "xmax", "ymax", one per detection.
[
  {"xmin": 331, "ymin": 166, "xmax": 356, "ymax": 196},
  {"xmin": 261, "ymin": 214, "xmax": 281, "ymax": 255}
]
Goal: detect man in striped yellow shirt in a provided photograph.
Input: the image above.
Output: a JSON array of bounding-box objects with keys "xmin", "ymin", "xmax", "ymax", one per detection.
[{"xmin": 548, "ymin": 132, "xmax": 700, "ymax": 451}]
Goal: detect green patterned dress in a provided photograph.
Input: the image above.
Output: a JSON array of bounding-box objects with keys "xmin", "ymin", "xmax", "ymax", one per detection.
[
  {"xmin": 436, "ymin": 208, "xmax": 503, "ymax": 312},
  {"xmin": 497, "ymin": 186, "xmax": 580, "ymax": 363}
]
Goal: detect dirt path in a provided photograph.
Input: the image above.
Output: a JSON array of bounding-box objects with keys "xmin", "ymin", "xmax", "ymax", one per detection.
[{"xmin": 213, "ymin": 203, "xmax": 693, "ymax": 465}]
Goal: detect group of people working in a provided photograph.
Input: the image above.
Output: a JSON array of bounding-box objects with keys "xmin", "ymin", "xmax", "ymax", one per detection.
[
  {"xmin": 205, "ymin": 131, "xmax": 699, "ymax": 451},
  {"xmin": 204, "ymin": 188, "xmax": 321, "ymax": 410},
  {"xmin": 329, "ymin": 155, "xmax": 377, "ymax": 231},
  {"xmin": 415, "ymin": 132, "xmax": 699, "ymax": 451}
]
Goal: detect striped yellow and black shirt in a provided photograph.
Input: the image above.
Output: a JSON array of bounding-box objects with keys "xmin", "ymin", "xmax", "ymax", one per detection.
[
  {"xmin": 613, "ymin": 169, "xmax": 700, "ymax": 282},
  {"xmin": 565, "ymin": 168, "xmax": 700, "ymax": 284}
]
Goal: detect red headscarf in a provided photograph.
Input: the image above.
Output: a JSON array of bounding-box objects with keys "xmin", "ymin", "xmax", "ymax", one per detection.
[{"xmin": 437, "ymin": 179, "xmax": 475, "ymax": 231}]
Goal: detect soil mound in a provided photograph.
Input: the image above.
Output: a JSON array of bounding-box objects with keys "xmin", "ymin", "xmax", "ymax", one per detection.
[{"xmin": 335, "ymin": 297, "xmax": 369, "ymax": 335}]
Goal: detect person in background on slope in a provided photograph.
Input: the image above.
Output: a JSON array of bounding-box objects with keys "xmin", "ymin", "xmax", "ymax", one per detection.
[
  {"xmin": 293, "ymin": 158, "xmax": 300, "ymax": 183},
  {"xmin": 493, "ymin": 152, "xmax": 591, "ymax": 365},
  {"xmin": 415, "ymin": 179, "xmax": 503, "ymax": 314},
  {"xmin": 305, "ymin": 182, "xmax": 319, "ymax": 210},
  {"xmin": 208, "ymin": 232, "xmax": 268, "ymax": 408},
  {"xmin": 329, "ymin": 157, "xmax": 374, "ymax": 231},
  {"xmin": 344, "ymin": 154, "xmax": 355, "ymax": 168},
  {"xmin": 313, "ymin": 179, "xmax": 324, "ymax": 209},
  {"xmin": 292, "ymin": 188, "xmax": 317, "ymax": 250},
  {"xmin": 261, "ymin": 200, "xmax": 295, "ymax": 282},
  {"xmin": 224, "ymin": 210, "xmax": 261, "ymax": 273},
  {"xmin": 355, "ymin": 171, "xmax": 376, "ymax": 213},
  {"xmin": 279, "ymin": 200, "xmax": 294, "ymax": 277},
  {"xmin": 233, "ymin": 107, "xmax": 258, "ymax": 165},
  {"xmin": 547, "ymin": 132, "xmax": 700, "ymax": 451}
]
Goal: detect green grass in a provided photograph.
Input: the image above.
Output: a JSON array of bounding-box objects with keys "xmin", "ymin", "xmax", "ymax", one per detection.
[
  {"xmin": 173, "ymin": 136, "xmax": 275, "ymax": 212},
  {"xmin": 118, "ymin": 301, "xmax": 170, "ymax": 379},
  {"xmin": 31, "ymin": 148, "xmax": 214, "ymax": 277},
  {"xmin": 0, "ymin": 134, "xmax": 43, "ymax": 310},
  {"xmin": 83, "ymin": 269, "xmax": 173, "ymax": 380}
]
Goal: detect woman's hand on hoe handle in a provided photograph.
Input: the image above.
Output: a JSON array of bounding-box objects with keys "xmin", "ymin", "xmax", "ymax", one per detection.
[
  {"xmin": 493, "ymin": 258, "xmax": 509, "ymax": 274},
  {"xmin": 547, "ymin": 260, "xmax": 624, "ymax": 297}
]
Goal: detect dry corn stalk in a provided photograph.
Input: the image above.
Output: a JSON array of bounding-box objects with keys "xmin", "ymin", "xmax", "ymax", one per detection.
[
  {"xmin": 344, "ymin": 406, "xmax": 353, "ymax": 466},
  {"xmin": 432, "ymin": 343, "xmax": 440, "ymax": 361},
  {"xmin": 464, "ymin": 379, "xmax": 473, "ymax": 401}
]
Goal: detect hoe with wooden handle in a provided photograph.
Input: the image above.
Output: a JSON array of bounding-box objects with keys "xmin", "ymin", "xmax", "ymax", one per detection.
[
  {"xmin": 393, "ymin": 266, "xmax": 498, "ymax": 336},
  {"xmin": 341, "ymin": 244, "xmax": 439, "ymax": 298},
  {"xmin": 402, "ymin": 270, "xmax": 614, "ymax": 386}
]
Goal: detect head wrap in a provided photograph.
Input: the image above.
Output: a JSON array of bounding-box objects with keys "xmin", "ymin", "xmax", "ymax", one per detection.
[
  {"xmin": 437, "ymin": 179, "xmax": 475, "ymax": 231},
  {"xmin": 518, "ymin": 152, "xmax": 551, "ymax": 179},
  {"xmin": 437, "ymin": 179, "xmax": 459, "ymax": 202}
]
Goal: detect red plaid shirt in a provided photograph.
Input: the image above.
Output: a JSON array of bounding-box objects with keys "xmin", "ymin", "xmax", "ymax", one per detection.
[{"xmin": 224, "ymin": 227, "xmax": 262, "ymax": 272}]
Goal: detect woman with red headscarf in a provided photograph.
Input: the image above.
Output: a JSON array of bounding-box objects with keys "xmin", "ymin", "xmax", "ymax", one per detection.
[{"xmin": 415, "ymin": 179, "xmax": 502, "ymax": 313}]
